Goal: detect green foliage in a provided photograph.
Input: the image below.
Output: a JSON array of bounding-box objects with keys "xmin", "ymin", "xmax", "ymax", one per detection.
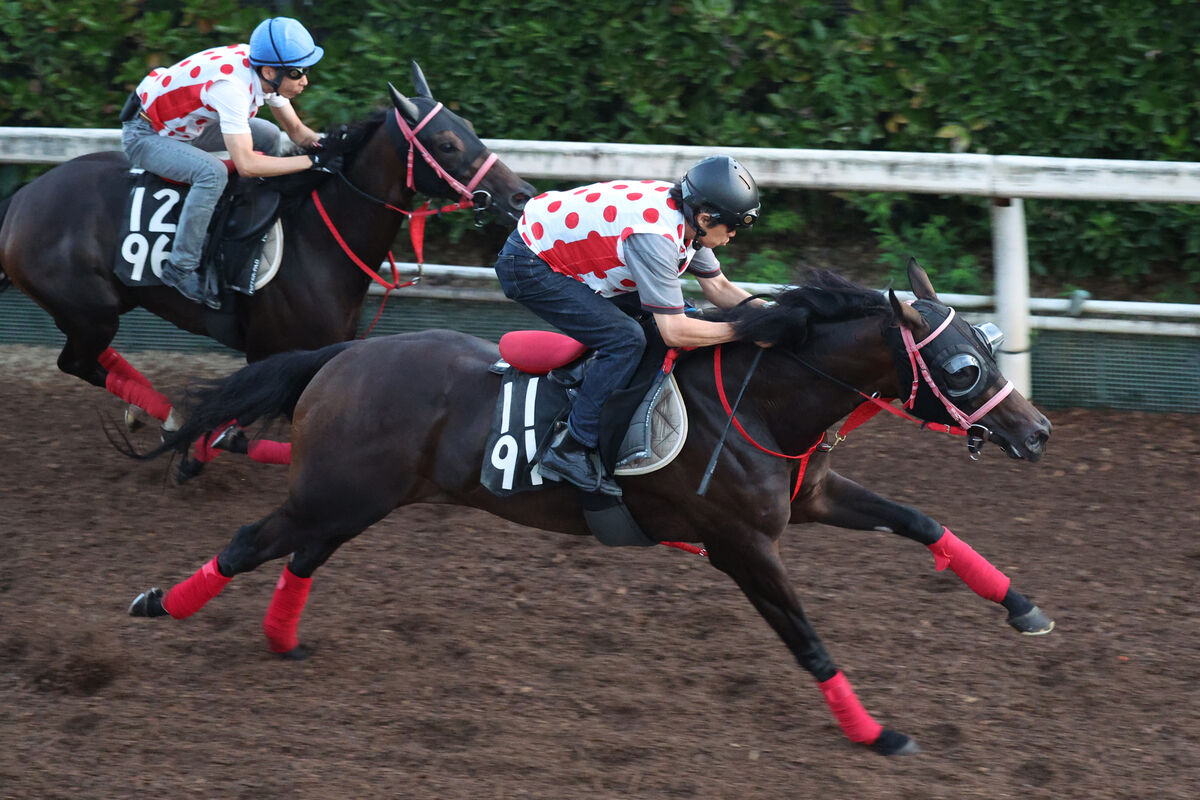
[
  {"xmin": 3, "ymin": 0, "xmax": 1199, "ymax": 297},
  {"xmin": 718, "ymin": 247, "xmax": 794, "ymax": 286},
  {"xmin": 0, "ymin": 1, "xmax": 267, "ymax": 125},
  {"xmin": 851, "ymin": 191, "xmax": 990, "ymax": 293}
]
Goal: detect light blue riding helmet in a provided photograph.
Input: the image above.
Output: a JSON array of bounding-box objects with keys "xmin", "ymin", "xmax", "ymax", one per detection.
[{"xmin": 248, "ymin": 17, "xmax": 324, "ymax": 68}]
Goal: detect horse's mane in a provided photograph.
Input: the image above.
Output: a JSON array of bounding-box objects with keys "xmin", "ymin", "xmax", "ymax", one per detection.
[
  {"xmin": 722, "ymin": 270, "xmax": 891, "ymax": 350},
  {"xmin": 263, "ymin": 111, "xmax": 389, "ymax": 204},
  {"xmin": 327, "ymin": 111, "xmax": 390, "ymax": 163}
]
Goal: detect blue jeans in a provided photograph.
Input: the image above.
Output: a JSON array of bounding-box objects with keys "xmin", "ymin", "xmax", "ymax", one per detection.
[
  {"xmin": 494, "ymin": 230, "xmax": 646, "ymax": 448},
  {"xmin": 121, "ymin": 116, "xmax": 283, "ymax": 272}
]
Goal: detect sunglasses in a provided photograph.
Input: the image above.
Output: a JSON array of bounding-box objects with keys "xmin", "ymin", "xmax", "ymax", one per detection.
[{"xmin": 282, "ymin": 66, "xmax": 309, "ymax": 81}]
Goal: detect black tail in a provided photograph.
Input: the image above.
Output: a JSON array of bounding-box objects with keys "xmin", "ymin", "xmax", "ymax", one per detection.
[
  {"xmin": 0, "ymin": 194, "xmax": 12, "ymax": 294},
  {"xmin": 144, "ymin": 341, "xmax": 359, "ymax": 459}
]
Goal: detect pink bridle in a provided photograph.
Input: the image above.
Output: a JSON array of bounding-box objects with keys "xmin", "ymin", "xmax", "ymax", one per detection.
[
  {"xmin": 392, "ymin": 104, "xmax": 498, "ymax": 201},
  {"xmin": 309, "ymin": 103, "xmax": 502, "ymax": 337},
  {"xmin": 899, "ymin": 304, "xmax": 1014, "ymax": 428}
]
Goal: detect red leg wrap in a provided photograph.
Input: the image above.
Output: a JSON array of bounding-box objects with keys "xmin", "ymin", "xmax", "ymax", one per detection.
[
  {"xmin": 247, "ymin": 440, "xmax": 292, "ymax": 465},
  {"xmin": 817, "ymin": 671, "xmax": 883, "ymax": 744},
  {"xmin": 105, "ymin": 372, "xmax": 172, "ymax": 421},
  {"xmin": 99, "ymin": 347, "xmax": 152, "ymax": 387},
  {"xmin": 927, "ymin": 527, "xmax": 1011, "ymax": 603},
  {"xmin": 262, "ymin": 567, "xmax": 313, "ymax": 653},
  {"xmin": 162, "ymin": 556, "xmax": 232, "ymax": 619},
  {"xmin": 191, "ymin": 429, "xmax": 224, "ymax": 464}
]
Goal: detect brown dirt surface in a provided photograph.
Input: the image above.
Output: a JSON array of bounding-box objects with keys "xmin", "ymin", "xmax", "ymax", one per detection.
[{"xmin": 1, "ymin": 345, "xmax": 1197, "ymax": 799}]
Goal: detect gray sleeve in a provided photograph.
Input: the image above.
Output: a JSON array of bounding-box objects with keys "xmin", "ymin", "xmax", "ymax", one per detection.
[
  {"xmin": 685, "ymin": 245, "xmax": 721, "ymax": 278},
  {"xmin": 623, "ymin": 234, "xmax": 687, "ymax": 313}
]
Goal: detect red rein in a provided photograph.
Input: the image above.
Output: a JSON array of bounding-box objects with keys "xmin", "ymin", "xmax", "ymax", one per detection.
[
  {"xmin": 712, "ymin": 345, "xmax": 824, "ymax": 501},
  {"xmin": 310, "ymin": 102, "xmax": 492, "ymax": 336}
]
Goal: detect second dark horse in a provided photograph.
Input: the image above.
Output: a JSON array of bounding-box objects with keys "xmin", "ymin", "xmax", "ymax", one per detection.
[{"xmin": 0, "ymin": 62, "xmax": 535, "ymax": 453}]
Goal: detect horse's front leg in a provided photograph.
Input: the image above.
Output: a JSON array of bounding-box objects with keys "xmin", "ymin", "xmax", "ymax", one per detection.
[
  {"xmin": 796, "ymin": 467, "xmax": 1053, "ymax": 635},
  {"xmin": 705, "ymin": 533, "xmax": 919, "ymax": 756}
]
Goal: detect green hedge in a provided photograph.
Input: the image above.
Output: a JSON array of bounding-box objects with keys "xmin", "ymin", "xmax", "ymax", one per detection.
[{"xmin": 3, "ymin": 0, "xmax": 1198, "ymax": 299}]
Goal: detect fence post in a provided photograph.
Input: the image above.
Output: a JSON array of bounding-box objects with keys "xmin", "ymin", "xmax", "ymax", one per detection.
[{"xmin": 990, "ymin": 197, "xmax": 1033, "ymax": 397}]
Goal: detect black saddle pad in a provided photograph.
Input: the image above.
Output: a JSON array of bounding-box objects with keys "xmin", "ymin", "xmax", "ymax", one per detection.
[
  {"xmin": 113, "ymin": 169, "xmax": 281, "ymax": 303},
  {"xmin": 479, "ymin": 326, "xmax": 668, "ymax": 497},
  {"xmin": 480, "ymin": 364, "xmax": 579, "ymax": 496}
]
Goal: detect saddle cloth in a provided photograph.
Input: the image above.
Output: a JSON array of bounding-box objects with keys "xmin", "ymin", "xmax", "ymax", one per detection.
[
  {"xmin": 113, "ymin": 168, "xmax": 284, "ymax": 307},
  {"xmin": 479, "ymin": 333, "xmax": 687, "ymax": 497}
]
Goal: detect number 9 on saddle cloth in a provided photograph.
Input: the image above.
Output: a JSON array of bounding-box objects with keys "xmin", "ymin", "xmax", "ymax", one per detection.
[
  {"xmin": 113, "ymin": 168, "xmax": 284, "ymax": 308},
  {"xmin": 480, "ymin": 329, "xmax": 687, "ymax": 498}
]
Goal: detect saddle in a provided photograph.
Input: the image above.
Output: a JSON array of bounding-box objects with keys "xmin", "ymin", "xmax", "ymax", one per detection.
[
  {"xmin": 481, "ymin": 328, "xmax": 686, "ymax": 477},
  {"xmin": 113, "ymin": 166, "xmax": 284, "ymax": 310},
  {"xmin": 479, "ymin": 329, "xmax": 688, "ymax": 547}
]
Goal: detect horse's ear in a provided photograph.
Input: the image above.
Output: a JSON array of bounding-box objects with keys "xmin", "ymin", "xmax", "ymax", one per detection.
[
  {"xmin": 388, "ymin": 82, "xmax": 421, "ymax": 124},
  {"xmin": 410, "ymin": 60, "xmax": 433, "ymax": 99},
  {"xmin": 907, "ymin": 257, "xmax": 941, "ymax": 303},
  {"xmin": 889, "ymin": 287, "xmax": 925, "ymax": 332}
]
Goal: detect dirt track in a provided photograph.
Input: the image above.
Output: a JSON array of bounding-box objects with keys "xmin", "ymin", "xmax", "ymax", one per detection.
[{"xmin": 1, "ymin": 345, "xmax": 1197, "ymax": 799}]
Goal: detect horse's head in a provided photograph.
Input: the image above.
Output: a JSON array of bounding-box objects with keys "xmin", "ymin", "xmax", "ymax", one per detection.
[
  {"xmin": 386, "ymin": 61, "xmax": 535, "ymax": 222},
  {"xmin": 887, "ymin": 258, "xmax": 1052, "ymax": 461}
]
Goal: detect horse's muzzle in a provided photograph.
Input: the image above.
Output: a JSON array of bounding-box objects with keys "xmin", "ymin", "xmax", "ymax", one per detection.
[
  {"xmin": 1023, "ymin": 423, "xmax": 1051, "ymax": 461},
  {"xmin": 503, "ymin": 181, "xmax": 536, "ymax": 221},
  {"xmin": 992, "ymin": 416, "xmax": 1051, "ymax": 462},
  {"xmin": 473, "ymin": 184, "xmax": 532, "ymax": 223}
]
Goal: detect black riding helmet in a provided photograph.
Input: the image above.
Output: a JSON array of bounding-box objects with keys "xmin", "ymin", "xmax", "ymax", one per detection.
[{"xmin": 679, "ymin": 155, "xmax": 761, "ymax": 235}]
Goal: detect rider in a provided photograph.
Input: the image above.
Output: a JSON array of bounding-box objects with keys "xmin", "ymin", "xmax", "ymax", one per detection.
[
  {"xmin": 494, "ymin": 155, "xmax": 763, "ymax": 497},
  {"xmin": 120, "ymin": 17, "xmax": 336, "ymax": 309}
]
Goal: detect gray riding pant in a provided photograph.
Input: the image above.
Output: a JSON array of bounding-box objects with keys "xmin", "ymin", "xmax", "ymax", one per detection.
[{"xmin": 121, "ymin": 116, "xmax": 284, "ymax": 272}]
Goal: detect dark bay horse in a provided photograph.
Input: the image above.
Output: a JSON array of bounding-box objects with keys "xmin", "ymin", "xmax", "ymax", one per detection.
[
  {"xmin": 0, "ymin": 61, "xmax": 534, "ymax": 449},
  {"xmin": 127, "ymin": 261, "xmax": 1053, "ymax": 755}
]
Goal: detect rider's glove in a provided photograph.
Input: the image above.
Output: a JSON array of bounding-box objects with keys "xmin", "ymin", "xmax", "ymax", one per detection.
[{"xmin": 308, "ymin": 149, "xmax": 343, "ymax": 173}]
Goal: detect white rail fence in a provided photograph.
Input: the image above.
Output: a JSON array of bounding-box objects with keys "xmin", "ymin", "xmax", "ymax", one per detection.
[{"xmin": 3, "ymin": 127, "xmax": 1200, "ymax": 398}]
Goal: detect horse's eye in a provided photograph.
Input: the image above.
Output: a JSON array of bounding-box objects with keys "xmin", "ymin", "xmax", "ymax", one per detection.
[
  {"xmin": 439, "ymin": 142, "xmax": 458, "ymax": 154},
  {"xmin": 943, "ymin": 354, "xmax": 981, "ymax": 397}
]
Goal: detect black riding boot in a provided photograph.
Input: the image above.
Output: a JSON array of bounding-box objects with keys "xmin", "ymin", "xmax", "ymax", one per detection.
[
  {"xmin": 161, "ymin": 262, "xmax": 219, "ymax": 309},
  {"xmin": 538, "ymin": 426, "xmax": 622, "ymax": 497}
]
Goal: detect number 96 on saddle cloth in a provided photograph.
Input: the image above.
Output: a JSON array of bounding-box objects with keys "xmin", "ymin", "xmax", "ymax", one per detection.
[{"xmin": 113, "ymin": 169, "xmax": 284, "ymax": 299}]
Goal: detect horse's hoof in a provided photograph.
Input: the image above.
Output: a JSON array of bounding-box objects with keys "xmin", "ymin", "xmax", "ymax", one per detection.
[
  {"xmin": 172, "ymin": 456, "xmax": 205, "ymax": 485},
  {"xmin": 211, "ymin": 426, "xmax": 249, "ymax": 455},
  {"xmin": 871, "ymin": 729, "xmax": 920, "ymax": 756},
  {"xmin": 1008, "ymin": 605, "xmax": 1055, "ymax": 635},
  {"xmin": 129, "ymin": 587, "xmax": 168, "ymax": 618},
  {"xmin": 162, "ymin": 407, "xmax": 184, "ymax": 433},
  {"xmin": 124, "ymin": 405, "xmax": 148, "ymax": 433},
  {"xmin": 274, "ymin": 645, "xmax": 311, "ymax": 661}
]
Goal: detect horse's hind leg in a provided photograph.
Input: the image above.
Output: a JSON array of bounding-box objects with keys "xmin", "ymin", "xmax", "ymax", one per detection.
[
  {"xmin": 176, "ymin": 425, "xmax": 292, "ymax": 487},
  {"xmin": 130, "ymin": 493, "xmax": 385, "ymax": 652},
  {"xmin": 706, "ymin": 533, "xmax": 919, "ymax": 756},
  {"xmin": 260, "ymin": 536, "xmax": 354, "ymax": 659},
  {"xmin": 129, "ymin": 506, "xmax": 330, "ymax": 621},
  {"xmin": 207, "ymin": 426, "xmax": 292, "ymax": 465},
  {"xmin": 53, "ymin": 314, "xmax": 180, "ymax": 430},
  {"xmin": 797, "ymin": 468, "xmax": 1053, "ymax": 634}
]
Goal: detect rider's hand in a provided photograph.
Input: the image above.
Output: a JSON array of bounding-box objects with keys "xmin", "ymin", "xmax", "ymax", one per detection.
[
  {"xmin": 307, "ymin": 124, "xmax": 349, "ymax": 172},
  {"xmin": 309, "ymin": 149, "xmax": 343, "ymax": 173}
]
